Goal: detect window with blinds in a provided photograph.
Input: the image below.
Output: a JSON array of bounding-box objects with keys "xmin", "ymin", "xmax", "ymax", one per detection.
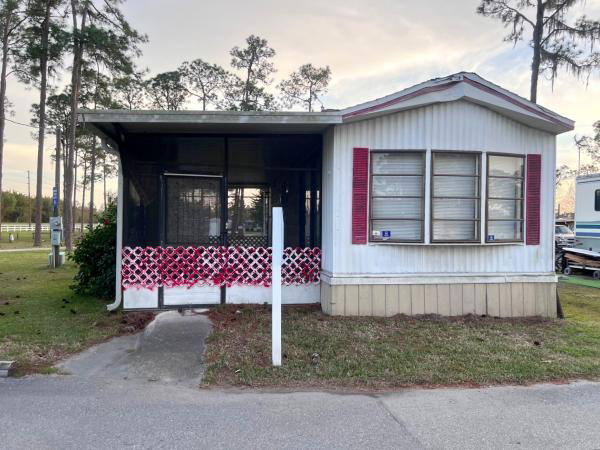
[
  {"xmin": 486, "ymin": 154, "xmax": 525, "ymax": 242},
  {"xmin": 369, "ymin": 151, "xmax": 425, "ymax": 242},
  {"xmin": 431, "ymin": 152, "xmax": 480, "ymax": 242}
]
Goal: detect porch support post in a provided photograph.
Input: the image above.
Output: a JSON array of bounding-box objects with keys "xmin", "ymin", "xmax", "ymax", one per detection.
[{"xmin": 272, "ymin": 207, "xmax": 283, "ymax": 366}]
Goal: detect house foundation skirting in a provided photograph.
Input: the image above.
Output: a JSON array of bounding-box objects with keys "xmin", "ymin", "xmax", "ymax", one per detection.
[{"xmin": 320, "ymin": 279, "xmax": 557, "ymax": 318}]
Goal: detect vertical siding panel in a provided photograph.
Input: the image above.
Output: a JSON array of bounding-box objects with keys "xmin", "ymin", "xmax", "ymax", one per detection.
[
  {"xmin": 463, "ymin": 284, "xmax": 476, "ymax": 315},
  {"xmin": 547, "ymin": 283, "xmax": 557, "ymax": 318},
  {"xmin": 331, "ymin": 285, "xmax": 345, "ymax": 315},
  {"xmin": 358, "ymin": 285, "xmax": 373, "ymax": 316},
  {"xmin": 450, "ymin": 284, "xmax": 463, "ymax": 316},
  {"xmin": 411, "ymin": 285, "xmax": 425, "ymax": 315},
  {"xmin": 385, "ymin": 285, "xmax": 400, "ymax": 317},
  {"xmin": 345, "ymin": 285, "xmax": 359, "ymax": 316},
  {"xmin": 523, "ymin": 283, "xmax": 536, "ymax": 316},
  {"xmin": 535, "ymin": 283, "xmax": 547, "ymax": 316},
  {"xmin": 424, "ymin": 285, "xmax": 438, "ymax": 314},
  {"xmin": 511, "ymin": 283, "xmax": 525, "ymax": 317},
  {"xmin": 372, "ymin": 285, "xmax": 386, "ymax": 316},
  {"xmin": 487, "ymin": 284, "xmax": 500, "ymax": 317},
  {"xmin": 437, "ymin": 284, "xmax": 451, "ymax": 316},
  {"xmin": 474, "ymin": 284, "xmax": 487, "ymax": 315},
  {"xmin": 398, "ymin": 285, "xmax": 412, "ymax": 315},
  {"xmin": 499, "ymin": 283, "xmax": 512, "ymax": 318}
]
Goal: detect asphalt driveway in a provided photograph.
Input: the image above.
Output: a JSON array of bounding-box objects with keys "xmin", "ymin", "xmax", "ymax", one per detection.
[{"xmin": 1, "ymin": 310, "xmax": 600, "ymax": 449}]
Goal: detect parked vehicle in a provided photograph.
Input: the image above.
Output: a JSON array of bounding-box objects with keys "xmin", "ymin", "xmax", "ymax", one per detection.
[{"xmin": 555, "ymin": 224, "xmax": 576, "ymax": 247}]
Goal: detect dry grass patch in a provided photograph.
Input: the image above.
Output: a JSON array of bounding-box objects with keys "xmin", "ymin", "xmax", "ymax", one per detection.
[{"xmin": 203, "ymin": 285, "xmax": 600, "ymax": 389}]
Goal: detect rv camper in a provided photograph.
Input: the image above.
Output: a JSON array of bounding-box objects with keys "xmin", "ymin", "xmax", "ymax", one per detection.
[{"xmin": 575, "ymin": 174, "xmax": 600, "ymax": 252}]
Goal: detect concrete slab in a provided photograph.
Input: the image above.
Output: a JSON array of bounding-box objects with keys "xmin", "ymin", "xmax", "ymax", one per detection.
[{"xmin": 58, "ymin": 310, "xmax": 212, "ymax": 387}]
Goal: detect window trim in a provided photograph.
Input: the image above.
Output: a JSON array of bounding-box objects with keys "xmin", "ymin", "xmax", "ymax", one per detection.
[
  {"xmin": 430, "ymin": 150, "xmax": 482, "ymax": 244},
  {"xmin": 368, "ymin": 149, "xmax": 426, "ymax": 243},
  {"xmin": 485, "ymin": 153, "xmax": 525, "ymax": 244}
]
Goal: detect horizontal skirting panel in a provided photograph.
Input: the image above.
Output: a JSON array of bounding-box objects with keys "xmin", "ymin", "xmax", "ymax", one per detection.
[
  {"xmin": 321, "ymin": 272, "xmax": 557, "ymax": 285},
  {"xmin": 226, "ymin": 285, "xmax": 320, "ymax": 304},
  {"xmin": 321, "ymin": 281, "xmax": 556, "ymax": 318}
]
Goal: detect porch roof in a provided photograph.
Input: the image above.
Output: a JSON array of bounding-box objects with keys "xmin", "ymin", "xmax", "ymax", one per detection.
[{"xmin": 79, "ymin": 110, "xmax": 342, "ymax": 144}]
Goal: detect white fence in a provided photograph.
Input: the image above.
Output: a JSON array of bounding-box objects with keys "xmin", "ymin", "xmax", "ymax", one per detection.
[
  {"xmin": 1, "ymin": 223, "xmax": 100, "ymax": 233},
  {"xmin": 1, "ymin": 224, "xmax": 49, "ymax": 232}
]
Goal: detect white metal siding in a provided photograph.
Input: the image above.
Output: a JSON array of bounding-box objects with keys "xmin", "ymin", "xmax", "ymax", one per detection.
[
  {"xmin": 325, "ymin": 100, "xmax": 556, "ymax": 276},
  {"xmin": 576, "ymin": 177, "xmax": 600, "ymax": 223}
]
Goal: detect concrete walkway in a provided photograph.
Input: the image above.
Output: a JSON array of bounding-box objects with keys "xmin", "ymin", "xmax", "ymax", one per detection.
[{"xmin": 59, "ymin": 310, "xmax": 212, "ymax": 387}]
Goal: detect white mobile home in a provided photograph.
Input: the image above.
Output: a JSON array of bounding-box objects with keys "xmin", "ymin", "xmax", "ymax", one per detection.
[
  {"xmin": 575, "ymin": 174, "xmax": 600, "ymax": 251},
  {"xmin": 81, "ymin": 72, "xmax": 574, "ymax": 318}
]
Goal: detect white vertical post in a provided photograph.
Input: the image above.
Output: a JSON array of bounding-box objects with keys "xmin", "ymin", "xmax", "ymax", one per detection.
[
  {"xmin": 107, "ymin": 156, "xmax": 123, "ymax": 311},
  {"xmin": 272, "ymin": 207, "xmax": 283, "ymax": 366}
]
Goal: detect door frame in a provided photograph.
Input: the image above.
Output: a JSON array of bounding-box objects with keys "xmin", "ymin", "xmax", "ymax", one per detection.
[{"xmin": 159, "ymin": 172, "xmax": 228, "ymax": 308}]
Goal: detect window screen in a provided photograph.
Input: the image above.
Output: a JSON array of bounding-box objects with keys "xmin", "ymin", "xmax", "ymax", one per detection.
[
  {"xmin": 370, "ymin": 151, "xmax": 425, "ymax": 242},
  {"xmin": 486, "ymin": 155, "xmax": 525, "ymax": 242},
  {"xmin": 432, "ymin": 152, "xmax": 480, "ymax": 242}
]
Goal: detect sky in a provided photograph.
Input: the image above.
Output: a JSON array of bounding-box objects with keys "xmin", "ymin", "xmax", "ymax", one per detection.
[{"xmin": 2, "ymin": 0, "xmax": 600, "ymax": 210}]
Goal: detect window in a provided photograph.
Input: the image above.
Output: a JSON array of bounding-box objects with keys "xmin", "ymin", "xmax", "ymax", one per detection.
[
  {"xmin": 370, "ymin": 151, "xmax": 425, "ymax": 242},
  {"xmin": 486, "ymin": 154, "xmax": 525, "ymax": 242},
  {"xmin": 431, "ymin": 152, "xmax": 480, "ymax": 242},
  {"xmin": 595, "ymin": 190, "xmax": 600, "ymax": 211}
]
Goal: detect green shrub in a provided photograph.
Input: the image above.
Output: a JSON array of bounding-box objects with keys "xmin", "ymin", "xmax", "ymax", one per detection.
[{"xmin": 70, "ymin": 202, "xmax": 116, "ymax": 299}]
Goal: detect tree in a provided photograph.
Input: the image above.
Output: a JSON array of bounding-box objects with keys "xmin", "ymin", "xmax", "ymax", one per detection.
[
  {"xmin": 227, "ymin": 34, "xmax": 276, "ymax": 111},
  {"xmin": 113, "ymin": 69, "xmax": 147, "ymax": 109},
  {"xmin": 477, "ymin": 0, "xmax": 600, "ymax": 103},
  {"xmin": 21, "ymin": 0, "xmax": 69, "ymax": 246},
  {"xmin": 278, "ymin": 63, "xmax": 331, "ymax": 112},
  {"xmin": 145, "ymin": 70, "xmax": 187, "ymax": 110},
  {"xmin": 63, "ymin": 0, "xmax": 146, "ymax": 251},
  {"xmin": 556, "ymin": 164, "xmax": 576, "ymax": 186},
  {"xmin": 0, "ymin": 0, "xmax": 27, "ymax": 240},
  {"xmin": 178, "ymin": 59, "xmax": 228, "ymax": 110},
  {"xmin": 575, "ymin": 120, "xmax": 600, "ymax": 174}
]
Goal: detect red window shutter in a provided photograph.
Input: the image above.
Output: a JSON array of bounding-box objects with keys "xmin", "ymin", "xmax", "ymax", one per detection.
[
  {"xmin": 352, "ymin": 147, "xmax": 369, "ymax": 244},
  {"xmin": 526, "ymin": 154, "xmax": 541, "ymax": 245}
]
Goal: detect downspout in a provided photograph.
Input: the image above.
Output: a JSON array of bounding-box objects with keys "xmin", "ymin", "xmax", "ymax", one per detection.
[{"xmin": 105, "ymin": 138, "xmax": 123, "ymax": 311}]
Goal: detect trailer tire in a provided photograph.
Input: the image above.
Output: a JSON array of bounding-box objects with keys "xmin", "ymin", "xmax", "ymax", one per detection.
[
  {"xmin": 593, "ymin": 271, "xmax": 600, "ymax": 280},
  {"xmin": 563, "ymin": 266, "xmax": 573, "ymax": 276}
]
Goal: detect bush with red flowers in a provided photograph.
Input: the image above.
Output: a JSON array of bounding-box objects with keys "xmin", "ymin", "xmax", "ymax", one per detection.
[{"xmin": 69, "ymin": 201, "xmax": 117, "ymax": 299}]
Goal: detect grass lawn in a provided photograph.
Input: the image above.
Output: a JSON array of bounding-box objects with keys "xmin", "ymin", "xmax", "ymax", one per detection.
[
  {"xmin": 203, "ymin": 284, "xmax": 600, "ymax": 389},
  {"xmin": 0, "ymin": 230, "xmax": 52, "ymax": 250},
  {"xmin": 0, "ymin": 251, "xmax": 151, "ymax": 375}
]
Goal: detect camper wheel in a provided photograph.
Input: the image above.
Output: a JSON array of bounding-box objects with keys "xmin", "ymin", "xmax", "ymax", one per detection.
[
  {"xmin": 563, "ymin": 266, "xmax": 573, "ymax": 276},
  {"xmin": 593, "ymin": 271, "xmax": 600, "ymax": 280}
]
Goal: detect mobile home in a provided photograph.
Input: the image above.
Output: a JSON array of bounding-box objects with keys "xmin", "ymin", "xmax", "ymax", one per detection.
[
  {"xmin": 81, "ymin": 72, "xmax": 574, "ymax": 318},
  {"xmin": 575, "ymin": 174, "xmax": 600, "ymax": 251}
]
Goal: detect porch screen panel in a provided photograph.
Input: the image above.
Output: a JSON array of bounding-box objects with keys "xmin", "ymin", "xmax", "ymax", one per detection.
[
  {"xmin": 166, "ymin": 176, "xmax": 221, "ymax": 246},
  {"xmin": 370, "ymin": 151, "xmax": 425, "ymax": 242},
  {"xmin": 432, "ymin": 152, "xmax": 480, "ymax": 242}
]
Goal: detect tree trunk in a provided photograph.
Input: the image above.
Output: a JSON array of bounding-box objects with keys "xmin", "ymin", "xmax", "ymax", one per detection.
[
  {"xmin": 530, "ymin": 0, "xmax": 545, "ymax": 103},
  {"xmin": 34, "ymin": 3, "xmax": 52, "ymax": 247},
  {"xmin": 64, "ymin": 0, "xmax": 88, "ymax": 251},
  {"xmin": 0, "ymin": 10, "xmax": 11, "ymax": 241},
  {"xmin": 71, "ymin": 147, "xmax": 78, "ymax": 231},
  {"xmin": 88, "ymin": 139, "xmax": 96, "ymax": 226}
]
